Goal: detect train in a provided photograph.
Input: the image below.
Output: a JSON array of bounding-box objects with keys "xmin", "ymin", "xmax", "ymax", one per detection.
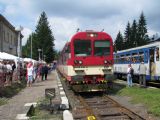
[
  {"xmin": 114, "ymin": 40, "xmax": 160, "ymax": 81},
  {"xmin": 57, "ymin": 30, "xmax": 114, "ymax": 92}
]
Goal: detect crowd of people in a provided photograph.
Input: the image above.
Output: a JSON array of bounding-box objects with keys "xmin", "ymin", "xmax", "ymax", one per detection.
[
  {"xmin": 24, "ymin": 61, "xmax": 57, "ymax": 87},
  {"xmin": 0, "ymin": 59, "xmax": 56, "ymax": 88},
  {"xmin": 25, "ymin": 61, "xmax": 53, "ymax": 87},
  {"xmin": 0, "ymin": 59, "xmax": 17, "ymax": 87}
]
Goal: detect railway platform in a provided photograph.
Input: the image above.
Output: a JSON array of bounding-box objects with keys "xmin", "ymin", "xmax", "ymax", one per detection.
[{"xmin": 0, "ymin": 70, "xmax": 66, "ymax": 120}]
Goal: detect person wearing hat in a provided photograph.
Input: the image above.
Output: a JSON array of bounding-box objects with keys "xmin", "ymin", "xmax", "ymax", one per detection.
[{"xmin": 138, "ymin": 61, "xmax": 147, "ymax": 87}]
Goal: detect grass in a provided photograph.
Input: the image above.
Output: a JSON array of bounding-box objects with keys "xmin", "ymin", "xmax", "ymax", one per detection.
[
  {"xmin": 0, "ymin": 79, "xmax": 26, "ymax": 106},
  {"xmin": 0, "ymin": 82, "xmax": 26, "ymax": 98},
  {"xmin": 111, "ymin": 83, "xmax": 160, "ymax": 117},
  {"xmin": 0, "ymin": 98, "xmax": 8, "ymax": 106},
  {"xmin": 30, "ymin": 98, "xmax": 62, "ymax": 120}
]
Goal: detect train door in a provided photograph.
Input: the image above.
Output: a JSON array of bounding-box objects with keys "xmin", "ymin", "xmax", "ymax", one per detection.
[
  {"xmin": 149, "ymin": 47, "xmax": 156, "ymax": 80},
  {"xmin": 155, "ymin": 47, "xmax": 160, "ymax": 80}
]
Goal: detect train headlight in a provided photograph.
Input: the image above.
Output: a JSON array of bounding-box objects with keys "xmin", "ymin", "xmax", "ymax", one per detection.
[
  {"xmin": 79, "ymin": 60, "xmax": 83, "ymax": 64},
  {"xmin": 104, "ymin": 60, "xmax": 108, "ymax": 64},
  {"xmin": 90, "ymin": 33, "xmax": 94, "ymax": 37},
  {"xmin": 74, "ymin": 60, "xmax": 83, "ymax": 64}
]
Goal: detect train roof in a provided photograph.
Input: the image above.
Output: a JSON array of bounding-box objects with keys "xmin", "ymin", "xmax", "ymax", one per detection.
[
  {"xmin": 115, "ymin": 41, "xmax": 160, "ymax": 54},
  {"xmin": 71, "ymin": 30, "xmax": 112, "ymax": 39}
]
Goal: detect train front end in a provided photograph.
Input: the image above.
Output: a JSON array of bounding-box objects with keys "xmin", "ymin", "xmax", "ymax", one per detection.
[{"xmin": 63, "ymin": 31, "xmax": 114, "ymax": 92}]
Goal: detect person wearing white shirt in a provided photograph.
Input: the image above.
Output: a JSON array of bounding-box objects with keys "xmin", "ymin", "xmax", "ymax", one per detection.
[
  {"xmin": 27, "ymin": 61, "xmax": 33, "ymax": 87},
  {"xmin": 6, "ymin": 61, "xmax": 12, "ymax": 85},
  {"xmin": 127, "ymin": 64, "xmax": 133, "ymax": 87}
]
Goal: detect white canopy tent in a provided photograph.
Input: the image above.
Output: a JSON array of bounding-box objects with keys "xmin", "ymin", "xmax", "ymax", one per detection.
[
  {"xmin": 0, "ymin": 52, "xmax": 23, "ymax": 68},
  {"xmin": 0, "ymin": 52, "xmax": 19, "ymax": 60},
  {"xmin": 23, "ymin": 58, "xmax": 38, "ymax": 65}
]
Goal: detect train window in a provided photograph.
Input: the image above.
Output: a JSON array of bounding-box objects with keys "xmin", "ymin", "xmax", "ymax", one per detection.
[
  {"xmin": 126, "ymin": 54, "xmax": 131, "ymax": 63},
  {"xmin": 74, "ymin": 39, "xmax": 91, "ymax": 56},
  {"xmin": 132, "ymin": 53, "xmax": 139, "ymax": 63},
  {"xmin": 114, "ymin": 55, "xmax": 116, "ymax": 63},
  {"xmin": 156, "ymin": 47, "xmax": 159, "ymax": 61},
  {"xmin": 94, "ymin": 40, "xmax": 110, "ymax": 56},
  {"xmin": 116, "ymin": 55, "xmax": 120, "ymax": 63},
  {"xmin": 120, "ymin": 55, "xmax": 125, "ymax": 63},
  {"xmin": 139, "ymin": 52, "xmax": 144, "ymax": 62},
  {"xmin": 144, "ymin": 51, "xmax": 148, "ymax": 63}
]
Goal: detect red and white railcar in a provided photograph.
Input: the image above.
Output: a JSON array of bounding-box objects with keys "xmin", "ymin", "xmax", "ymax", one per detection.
[{"xmin": 57, "ymin": 30, "xmax": 114, "ymax": 92}]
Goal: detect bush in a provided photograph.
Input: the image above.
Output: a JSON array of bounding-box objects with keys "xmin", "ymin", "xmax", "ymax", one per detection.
[
  {"xmin": 0, "ymin": 82, "xmax": 26, "ymax": 98},
  {"xmin": 0, "ymin": 98, "xmax": 8, "ymax": 106}
]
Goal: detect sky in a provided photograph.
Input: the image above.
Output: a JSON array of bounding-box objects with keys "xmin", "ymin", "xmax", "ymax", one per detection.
[{"xmin": 0, "ymin": 0, "xmax": 160, "ymax": 51}]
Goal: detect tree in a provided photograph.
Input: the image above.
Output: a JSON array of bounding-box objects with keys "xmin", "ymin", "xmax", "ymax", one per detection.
[
  {"xmin": 137, "ymin": 12, "xmax": 149, "ymax": 46},
  {"xmin": 22, "ymin": 33, "xmax": 40, "ymax": 60},
  {"xmin": 35, "ymin": 12, "xmax": 55, "ymax": 62},
  {"xmin": 124, "ymin": 22, "xmax": 132, "ymax": 49},
  {"xmin": 22, "ymin": 33, "xmax": 35, "ymax": 58},
  {"xmin": 22, "ymin": 12, "xmax": 55, "ymax": 63},
  {"xmin": 131, "ymin": 19, "xmax": 138, "ymax": 47},
  {"xmin": 114, "ymin": 31, "xmax": 124, "ymax": 51}
]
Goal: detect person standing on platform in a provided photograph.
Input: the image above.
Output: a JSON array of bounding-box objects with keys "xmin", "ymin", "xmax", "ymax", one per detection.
[
  {"xmin": 43, "ymin": 64, "xmax": 49, "ymax": 80},
  {"xmin": 41, "ymin": 64, "xmax": 45, "ymax": 81},
  {"xmin": 127, "ymin": 64, "xmax": 133, "ymax": 87},
  {"xmin": 0, "ymin": 60, "xmax": 4, "ymax": 86},
  {"xmin": 27, "ymin": 61, "xmax": 34, "ymax": 87},
  {"xmin": 6, "ymin": 61, "xmax": 12, "ymax": 85},
  {"xmin": 139, "ymin": 61, "xmax": 147, "ymax": 87},
  {"xmin": 36, "ymin": 63, "xmax": 42, "ymax": 82}
]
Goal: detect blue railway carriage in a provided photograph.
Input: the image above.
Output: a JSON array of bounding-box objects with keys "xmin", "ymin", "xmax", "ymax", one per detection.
[{"xmin": 114, "ymin": 41, "xmax": 160, "ymax": 81}]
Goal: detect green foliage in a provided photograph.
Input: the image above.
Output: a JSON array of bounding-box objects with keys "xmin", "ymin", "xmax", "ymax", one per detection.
[
  {"xmin": 114, "ymin": 31, "xmax": 124, "ymax": 51},
  {"xmin": 118, "ymin": 87, "xmax": 160, "ymax": 117},
  {"xmin": 114, "ymin": 12, "xmax": 150, "ymax": 51},
  {"xmin": 0, "ymin": 82, "xmax": 26, "ymax": 98},
  {"xmin": 124, "ymin": 22, "xmax": 132, "ymax": 49},
  {"xmin": 22, "ymin": 11, "xmax": 55, "ymax": 63},
  {"xmin": 137, "ymin": 12, "xmax": 149, "ymax": 46},
  {"xmin": 27, "ymin": 105, "xmax": 35, "ymax": 117},
  {"xmin": 30, "ymin": 98, "xmax": 62, "ymax": 120},
  {"xmin": 0, "ymin": 98, "xmax": 8, "ymax": 106},
  {"xmin": 131, "ymin": 20, "xmax": 138, "ymax": 47},
  {"xmin": 54, "ymin": 50, "xmax": 60, "ymax": 60}
]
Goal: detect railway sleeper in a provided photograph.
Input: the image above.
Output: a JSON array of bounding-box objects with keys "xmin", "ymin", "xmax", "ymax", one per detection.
[{"xmin": 100, "ymin": 115, "xmax": 130, "ymax": 120}]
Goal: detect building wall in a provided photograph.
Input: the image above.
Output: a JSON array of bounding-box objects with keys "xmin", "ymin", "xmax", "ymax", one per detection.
[
  {"xmin": 0, "ymin": 21, "xmax": 2, "ymax": 52},
  {"xmin": 0, "ymin": 14, "xmax": 23, "ymax": 56},
  {"xmin": 1, "ymin": 23, "xmax": 18, "ymax": 55}
]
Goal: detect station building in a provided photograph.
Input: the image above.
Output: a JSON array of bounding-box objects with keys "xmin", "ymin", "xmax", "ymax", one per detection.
[{"xmin": 0, "ymin": 14, "xmax": 23, "ymax": 56}]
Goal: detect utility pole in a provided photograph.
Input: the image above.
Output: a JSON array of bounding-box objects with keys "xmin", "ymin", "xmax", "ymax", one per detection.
[
  {"xmin": 31, "ymin": 33, "xmax": 32, "ymax": 58},
  {"xmin": 38, "ymin": 48, "xmax": 42, "ymax": 61}
]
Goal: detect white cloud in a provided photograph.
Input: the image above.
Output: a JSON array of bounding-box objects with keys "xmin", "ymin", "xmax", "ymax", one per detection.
[
  {"xmin": 21, "ymin": 28, "xmax": 32, "ymax": 46},
  {"xmin": 0, "ymin": 0, "xmax": 159, "ymax": 51},
  {"xmin": 49, "ymin": 17, "xmax": 80, "ymax": 50}
]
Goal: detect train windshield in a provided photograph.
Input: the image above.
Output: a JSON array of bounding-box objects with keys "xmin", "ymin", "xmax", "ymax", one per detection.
[
  {"xmin": 94, "ymin": 40, "xmax": 110, "ymax": 56},
  {"xmin": 74, "ymin": 39, "xmax": 91, "ymax": 56}
]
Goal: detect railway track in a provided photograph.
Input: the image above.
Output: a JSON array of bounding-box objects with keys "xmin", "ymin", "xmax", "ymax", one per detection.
[
  {"xmin": 57, "ymin": 71, "xmax": 146, "ymax": 120},
  {"xmin": 72, "ymin": 94, "xmax": 145, "ymax": 120}
]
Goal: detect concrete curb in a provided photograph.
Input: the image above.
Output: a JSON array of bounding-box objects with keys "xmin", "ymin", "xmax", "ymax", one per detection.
[
  {"xmin": 16, "ymin": 102, "xmax": 37, "ymax": 120},
  {"xmin": 55, "ymin": 70, "xmax": 74, "ymax": 119}
]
